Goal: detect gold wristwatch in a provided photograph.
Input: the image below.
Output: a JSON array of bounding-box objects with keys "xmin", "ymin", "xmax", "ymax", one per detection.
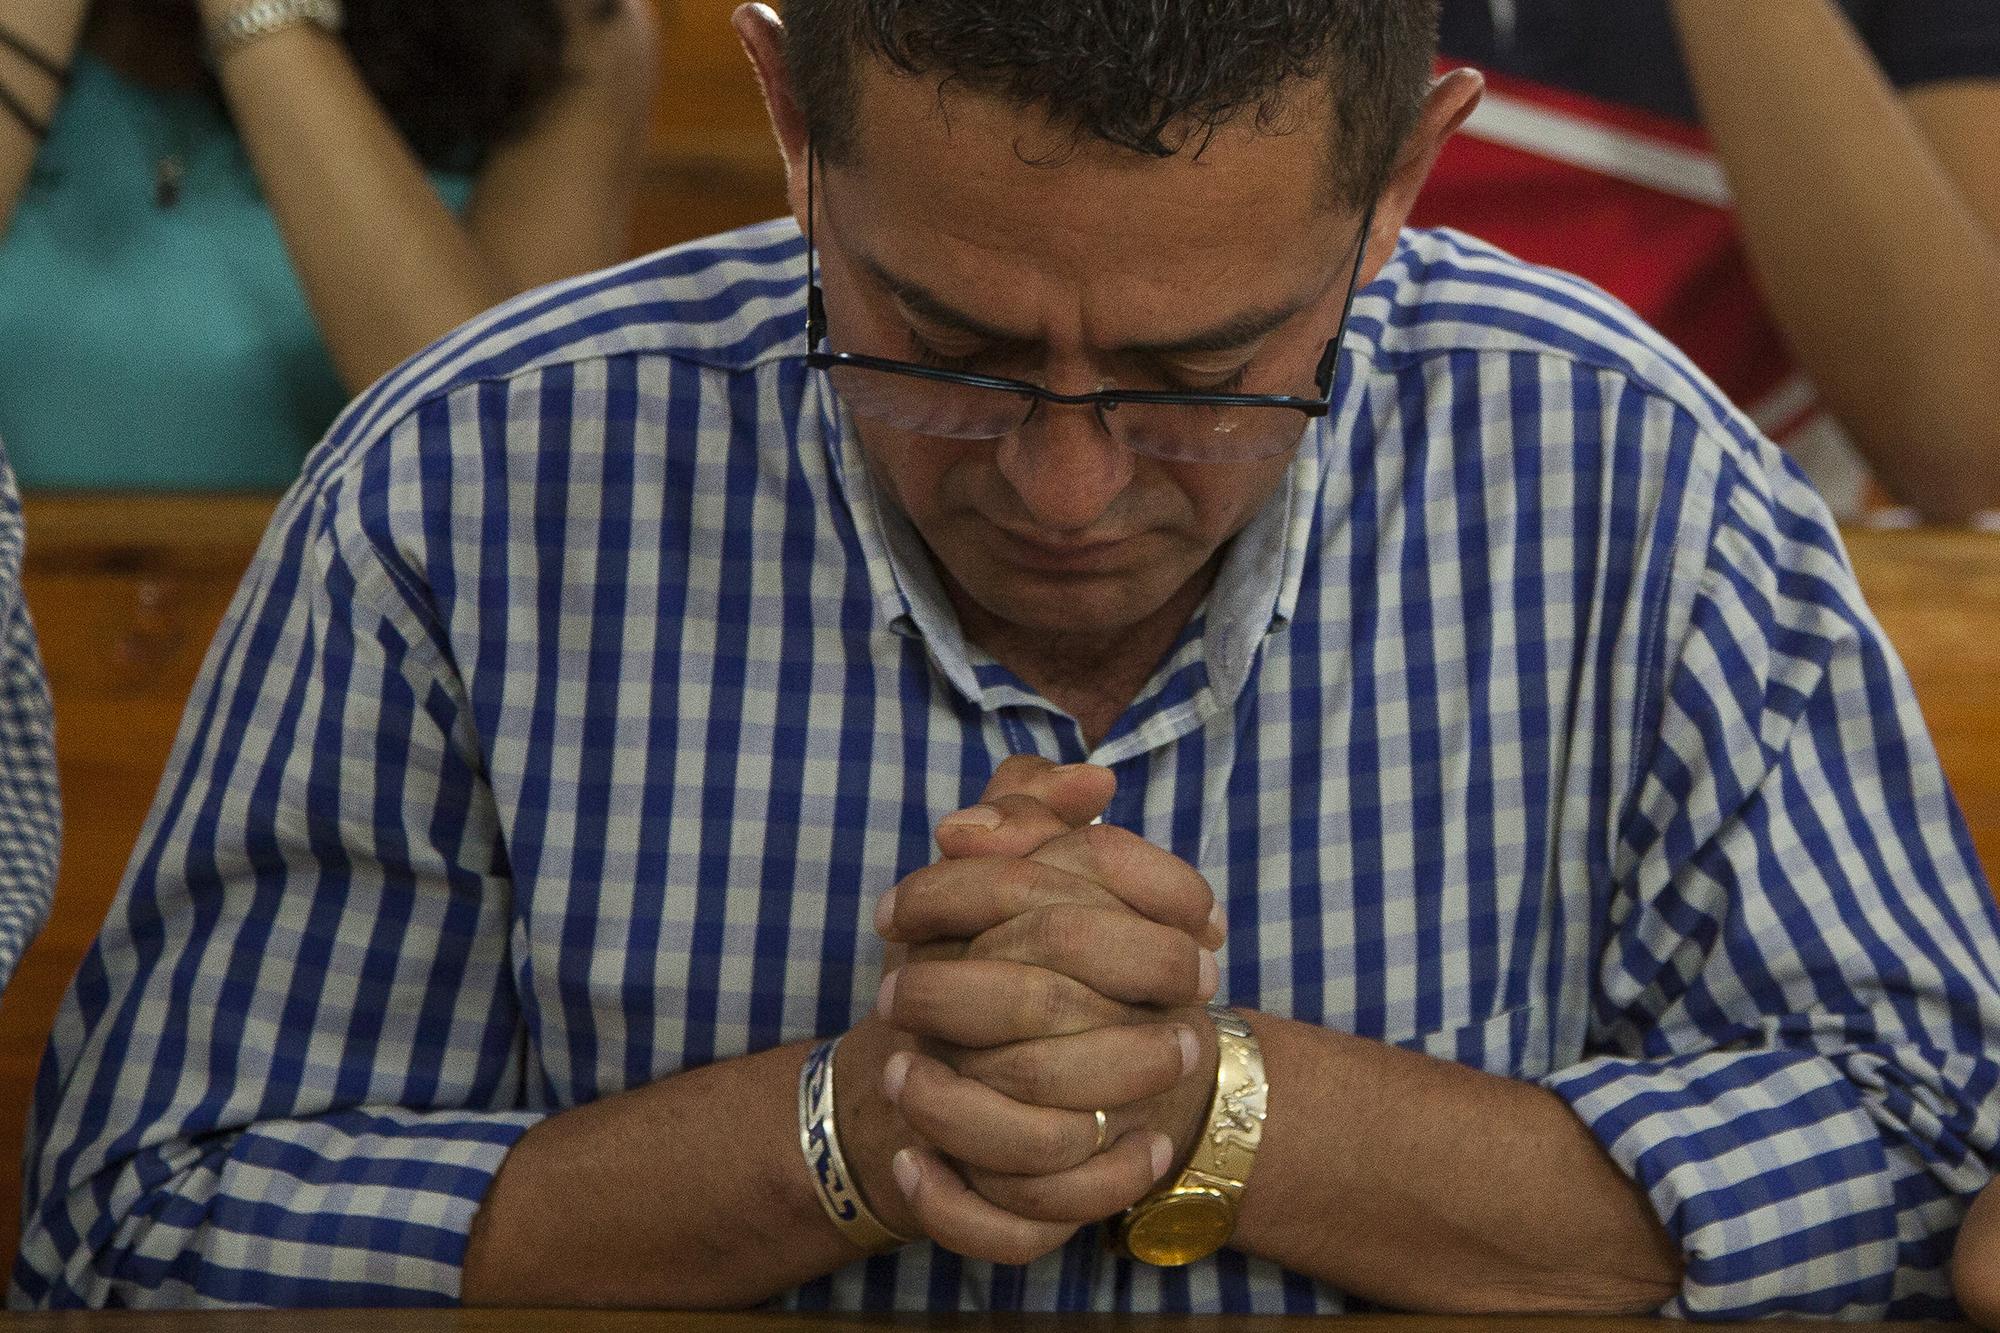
[{"xmin": 1113, "ymin": 1003, "xmax": 1266, "ymax": 1266}]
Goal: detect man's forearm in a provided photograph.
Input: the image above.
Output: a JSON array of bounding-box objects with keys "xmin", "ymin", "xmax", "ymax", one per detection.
[
  {"xmin": 1232, "ymin": 1013, "xmax": 1682, "ymax": 1315},
  {"xmin": 463, "ymin": 1031, "xmax": 906, "ymax": 1308}
]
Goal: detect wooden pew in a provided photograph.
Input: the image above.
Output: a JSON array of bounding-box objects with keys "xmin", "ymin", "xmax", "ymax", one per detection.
[
  {"xmin": 632, "ymin": 0, "xmax": 787, "ymax": 253},
  {"xmin": 1844, "ymin": 530, "xmax": 2000, "ymax": 880}
]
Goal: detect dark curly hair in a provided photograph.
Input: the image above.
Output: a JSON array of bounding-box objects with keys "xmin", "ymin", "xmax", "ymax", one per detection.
[
  {"xmin": 780, "ymin": 0, "xmax": 1441, "ymax": 207},
  {"xmin": 341, "ymin": 0, "xmax": 619, "ymax": 168},
  {"xmin": 135, "ymin": 0, "xmax": 618, "ymax": 168}
]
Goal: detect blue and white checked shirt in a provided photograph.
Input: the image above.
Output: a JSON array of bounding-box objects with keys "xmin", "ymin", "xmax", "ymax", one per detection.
[
  {"xmin": 0, "ymin": 444, "xmax": 59, "ymax": 1000},
  {"xmin": 16, "ymin": 222, "xmax": 2000, "ymax": 1317}
]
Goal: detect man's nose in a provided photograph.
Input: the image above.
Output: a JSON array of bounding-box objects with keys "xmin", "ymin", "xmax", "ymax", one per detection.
[{"xmin": 994, "ymin": 400, "xmax": 1134, "ymax": 532}]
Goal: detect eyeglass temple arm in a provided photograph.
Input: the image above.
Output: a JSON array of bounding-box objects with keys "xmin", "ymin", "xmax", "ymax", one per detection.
[
  {"xmin": 1315, "ymin": 200, "xmax": 1379, "ymax": 396},
  {"xmin": 805, "ymin": 142, "xmax": 828, "ymax": 347}
]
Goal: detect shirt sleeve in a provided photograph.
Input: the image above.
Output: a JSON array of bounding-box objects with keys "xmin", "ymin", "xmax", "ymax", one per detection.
[
  {"xmin": 1541, "ymin": 452, "xmax": 2000, "ymax": 1320},
  {"xmin": 12, "ymin": 432, "xmax": 542, "ymax": 1308},
  {"xmin": 0, "ymin": 447, "xmax": 59, "ymax": 998},
  {"xmin": 1851, "ymin": 0, "xmax": 2000, "ymax": 89}
]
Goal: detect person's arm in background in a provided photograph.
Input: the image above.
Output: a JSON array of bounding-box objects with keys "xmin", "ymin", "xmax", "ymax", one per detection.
[
  {"xmin": 1956, "ymin": 1181, "xmax": 2000, "ymax": 1329},
  {"xmin": 1670, "ymin": 0, "xmax": 2000, "ymax": 523},
  {"xmin": 198, "ymin": 0, "xmax": 660, "ymax": 395},
  {"xmin": 0, "ymin": 0, "xmax": 88, "ymax": 239}
]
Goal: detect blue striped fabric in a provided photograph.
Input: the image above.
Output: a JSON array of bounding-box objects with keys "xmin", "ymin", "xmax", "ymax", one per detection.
[
  {"xmin": 14, "ymin": 221, "xmax": 2000, "ymax": 1316},
  {"xmin": 0, "ymin": 444, "xmax": 59, "ymax": 1000}
]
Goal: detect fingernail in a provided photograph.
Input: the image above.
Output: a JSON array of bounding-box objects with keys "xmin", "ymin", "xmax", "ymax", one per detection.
[
  {"xmin": 873, "ymin": 888, "xmax": 897, "ymax": 934},
  {"xmin": 1198, "ymin": 950, "xmax": 1219, "ymax": 998},
  {"xmin": 1176, "ymin": 1026, "xmax": 1200, "ymax": 1075},
  {"xmin": 1149, "ymin": 1134, "xmax": 1174, "ymax": 1180},
  {"xmin": 876, "ymin": 971, "xmax": 898, "ymax": 1019},
  {"xmin": 938, "ymin": 804, "xmax": 1002, "ymax": 831},
  {"xmin": 1207, "ymin": 900, "xmax": 1226, "ymax": 937},
  {"xmin": 882, "ymin": 1050, "xmax": 910, "ymax": 1103},
  {"xmin": 892, "ymin": 1148, "xmax": 921, "ymax": 1199}
]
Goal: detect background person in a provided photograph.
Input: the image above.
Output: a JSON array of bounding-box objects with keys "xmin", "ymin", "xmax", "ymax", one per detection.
[
  {"xmin": 1413, "ymin": 0, "xmax": 2000, "ymax": 523},
  {"xmin": 0, "ymin": 0, "xmax": 658, "ymax": 491},
  {"xmin": 0, "ymin": 439, "xmax": 56, "ymax": 1002}
]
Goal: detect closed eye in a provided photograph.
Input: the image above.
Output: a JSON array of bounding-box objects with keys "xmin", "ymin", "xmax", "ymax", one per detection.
[
  {"xmin": 911, "ymin": 330, "xmax": 1256, "ymax": 395},
  {"xmin": 909, "ymin": 335, "xmax": 988, "ymax": 374},
  {"xmin": 1173, "ymin": 364, "xmax": 1253, "ymax": 395}
]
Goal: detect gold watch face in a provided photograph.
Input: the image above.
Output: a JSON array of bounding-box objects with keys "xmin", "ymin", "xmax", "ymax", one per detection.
[{"xmin": 1121, "ymin": 1189, "xmax": 1236, "ymax": 1267}]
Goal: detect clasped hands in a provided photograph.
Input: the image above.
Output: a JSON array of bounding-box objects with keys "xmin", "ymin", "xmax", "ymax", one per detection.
[{"xmin": 836, "ymin": 756, "xmax": 1228, "ymax": 1266}]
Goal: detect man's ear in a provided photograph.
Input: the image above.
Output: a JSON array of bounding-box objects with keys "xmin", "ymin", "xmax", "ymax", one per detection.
[
  {"xmin": 732, "ymin": 3, "xmax": 813, "ymax": 227},
  {"xmin": 1354, "ymin": 68, "xmax": 1485, "ymax": 284}
]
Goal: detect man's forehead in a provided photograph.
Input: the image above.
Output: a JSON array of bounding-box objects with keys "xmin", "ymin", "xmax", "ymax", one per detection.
[
  {"xmin": 822, "ymin": 63, "xmax": 1354, "ymax": 351},
  {"xmin": 840, "ymin": 56, "xmax": 1339, "ymax": 209}
]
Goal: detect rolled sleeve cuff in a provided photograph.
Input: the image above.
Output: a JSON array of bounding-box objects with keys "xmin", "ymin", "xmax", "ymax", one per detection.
[
  {"xmin": 32, "ymin": 1107, "xmax": 546, "ymax": 1309},
  {"xmin": 1543, "ymin": 1048, "xmax": 1899, "ymax": 1320}
]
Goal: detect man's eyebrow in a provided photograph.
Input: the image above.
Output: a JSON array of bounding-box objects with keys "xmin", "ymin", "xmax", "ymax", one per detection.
[
  {"xmin": 864, "ymin": 257, "xmax": 1032, "ymax": 346},
  {"xmin": 864, "ymin": 255, "xmax": 1310, "ymax": 358}
]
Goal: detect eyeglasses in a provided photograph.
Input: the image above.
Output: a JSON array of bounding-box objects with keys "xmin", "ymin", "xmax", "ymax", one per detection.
[{"xmin": 803, "ymin": 147, "xmax": 1377, "ymax": 465}]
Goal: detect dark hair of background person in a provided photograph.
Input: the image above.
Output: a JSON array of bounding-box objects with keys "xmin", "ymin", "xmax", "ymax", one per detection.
[
  {"xmin": 132, "ymin": 0, "xmax": 619, "ymax": 168},
  {"xmin": 778, "ymin": 0, "xmax": 1443, "ymax": 207}
]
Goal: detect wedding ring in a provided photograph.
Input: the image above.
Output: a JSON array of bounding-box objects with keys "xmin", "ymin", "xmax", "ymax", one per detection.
[{"xmin": 1092, "ymin": 1108, "xmax": 1110, "ymax": 1154}]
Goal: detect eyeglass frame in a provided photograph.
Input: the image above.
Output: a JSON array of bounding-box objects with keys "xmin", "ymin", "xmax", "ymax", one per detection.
[{"xmin": 801, "ymin": 143, "xmax": 1380, "ymax": 449}]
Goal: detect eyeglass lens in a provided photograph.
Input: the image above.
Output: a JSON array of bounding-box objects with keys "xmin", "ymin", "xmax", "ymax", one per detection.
[{"xmin": 824, "ymin": 364, "xmax": 1313, "ymax": 463}]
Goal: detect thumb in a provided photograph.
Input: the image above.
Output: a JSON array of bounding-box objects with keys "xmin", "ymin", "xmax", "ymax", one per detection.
[{"xmin": 934, "ymin": 757, "xmax": 1116, "ymax": 860}]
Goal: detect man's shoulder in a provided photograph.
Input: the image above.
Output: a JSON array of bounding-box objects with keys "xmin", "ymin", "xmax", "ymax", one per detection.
[
  {"xmin": 1365, "ymin": 226, "xmax": 1761, "ymax": 453},
  {"xmin": 1338, "ymin": 228, "xmax": 1829, "ymax": 581},
  {"xmin": 307, "ymin": 219, "xmax": 809, "ymax": 485}
]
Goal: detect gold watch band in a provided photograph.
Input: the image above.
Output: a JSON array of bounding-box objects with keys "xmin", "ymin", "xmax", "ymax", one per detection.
[{"xmin": 1113, "ymin": 1003, "xmax": 1267, "ymax": 1267}]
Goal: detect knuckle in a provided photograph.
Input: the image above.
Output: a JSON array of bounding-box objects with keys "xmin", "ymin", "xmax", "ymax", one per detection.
[
  {"xmin": 891, "ymin": 876, "xmax": 937, "ymax": 933},
  {"xmin": 1076, "ymin": 820, "xmax": 1129, "ymax": 862},
  {"xmin": 964, "ymin": 931, "xmax": 999, "ymax": 963},
  {"xmin": 997, "ymin": 1173, "xmax": 1065, "ymax": 1221},
  {"xmin": 1121, "ymin": 1147, "xmax": 1160, "ymax": 1201},
  {"xmin": 1009, "ymin": 1049, "xmax": 1064, "ymax": 1106},
  {"xmin": 907, "ymin": 939, "xmax": 963, "ymax": 966},
  {"xmin": 991, "ymin": 857, "xmax": 1046, "ymax": 909},
  {"xmin": 987, "ymin": 754, "xmax": 1053, "ymax": 798},
  {"xmin": 1186, "ymin": 871, "xmax": 1220, "ymax": 928},
  {"xmin": 1155, "ymin": 1026, "xmax": 1189, "ymax": 1086},
  {"xmin": 968, "ymin": 1044, "xmax": 1052, "ymax": 1105},
  {"xmin": 1043, "ymin": 970, "xmax": 1091, "ymax": 1034},
  {"xmin": 1168, "ymin": 934, "xmax": 1203, "ymax": 999},
  {"xmin": 1028, "ymin": 903, "xmax": 1077, "ymax": 964},
  {"xmin": 1015, "ymin": 967, "xmax": 1063, "ymax": 1037},
  {"xmin": 894, "ymin": 962, "xmax": 945, "ymax": 1023},
  {"xmin": 1027, "ymin": 1110, "xmax": 1079, "ymax": 1166}
]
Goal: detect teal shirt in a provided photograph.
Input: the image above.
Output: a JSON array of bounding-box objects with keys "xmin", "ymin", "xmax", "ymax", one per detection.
[{"xmin": 0, "ymin": 53, "xmax": 474, "ymax": 491}]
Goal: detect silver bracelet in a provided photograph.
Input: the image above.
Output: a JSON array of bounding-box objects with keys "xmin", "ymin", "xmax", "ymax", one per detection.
[
  {"xmin": 798, "ymin": 1038, "xmax": 912, "ymax": 1253},
  {"xmin": 207, "ymin": 0, "xmax": 346, "ymax": 59}
]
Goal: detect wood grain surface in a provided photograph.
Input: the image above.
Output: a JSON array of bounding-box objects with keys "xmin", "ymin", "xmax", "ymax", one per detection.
[{"xmin": 0, "ymin": 1311, "xmax": 1977, "ymax": 1331}]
